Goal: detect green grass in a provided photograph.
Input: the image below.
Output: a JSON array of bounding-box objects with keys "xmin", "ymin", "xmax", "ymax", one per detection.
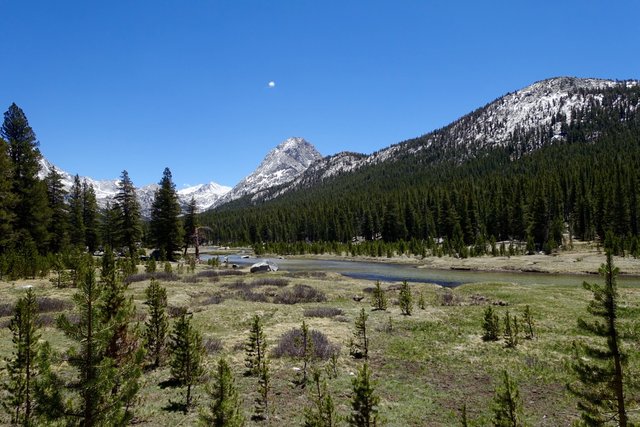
[{"xmin": 0, "ymin": 266, "xmax": 638, "ymax": 426}]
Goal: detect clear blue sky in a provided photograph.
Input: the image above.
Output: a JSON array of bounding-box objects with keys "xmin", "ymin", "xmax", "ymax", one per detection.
[{"xmin": 2, "ymin": 1, "xmax": 639, "ymax": 187}]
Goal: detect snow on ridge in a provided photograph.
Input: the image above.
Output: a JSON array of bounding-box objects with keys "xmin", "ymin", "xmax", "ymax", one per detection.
[{"xmin": 214, "ymin": 137, "xmax": 322, "ymax": 206}]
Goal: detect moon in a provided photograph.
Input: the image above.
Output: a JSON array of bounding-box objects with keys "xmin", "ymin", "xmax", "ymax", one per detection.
[{"xmin": 268, "ymin": 81, "xmax": 276, "ymax": 88}]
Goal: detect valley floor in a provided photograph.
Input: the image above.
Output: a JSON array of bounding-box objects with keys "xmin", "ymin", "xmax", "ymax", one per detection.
[{"xmin": 0, "ymin": 257, "xmax": 638, "ymax": 426}]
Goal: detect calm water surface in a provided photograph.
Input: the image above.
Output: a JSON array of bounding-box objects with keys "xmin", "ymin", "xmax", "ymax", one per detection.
[{"xmin": 202, "ymin": 254, "xmax": 639, "ymax": 288}]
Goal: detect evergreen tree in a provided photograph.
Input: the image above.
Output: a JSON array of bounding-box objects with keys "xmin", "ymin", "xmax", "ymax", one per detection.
[
  {"xmin": 99, "ymin": 250, "xmax": 143, "ymax": 406},
  {"xmin": 296, "ymin": 320, "xmax": 314, "ymax": 386},
  {"xmin": 82, "ymin": 180, "xmax": 100, "ymax": 253},
  {"xmin": 169, "ymin": 310, "xmax": 205, "ymax": 412},
  {"xmin": 350, "ymin": 308, "xmax": 369, "ymax": 360},
  {"xmin": 144, "ymin": 278, "xmax": 168, "ymax": 368},
  {"xmin": 253, "ymin": 358, "xmax": 271, "ymax": 422},
  {"xmin": 398, "ymin": 281, "xmax": 413, "ymax": 316},
  {"xmin": 69, "ymin": 174, "xmax": 86, "ymax": 248},
  {"xmin": 45, "ymin": 166, "xmax": 69, "ymax": 253},
  {"xmin": 57, "ymin": 265, "xmax": 136, "ymax": 426},
  {"xmin": 503, "ymin": 310, "xmax": 519, "ymax": 349},
  {"xmin": 183, "ymin": 196, "xmax": 198, "ymax": 256},
  {"xmin": 0, "ymin": 136, "xmax": 15, "ymax": 252},
  {"xmin": 568, "ymin": 252, "xmax": 629, "ymax": 426},
  {"xmin": 114, "ymin": 170, "xmax": 142, "ymax": 256},
  {"xmin": 482, "ymin": 307, "xmax": 501, "ymax": 342},
  {"xmin": 1, "ymin": 288, "xmax": 49, "ymax": 426},
  {"xmin": 2, "ymin": 103, "xmax": 50, "ymax": 253},
  {"xmin": 522, "ymin": 306, "xmax": 534, "ymax": 340},
  {"xmin": 492, "ymin": 371, "xmax": 525, "ymax": 427},
  {"xmin": 303, "ymin": 369, "xmax": 337, "ymax": 427},
  {"xmin": 348, "ymin": 362, "xmax": 379, "ymax": 427},
  {"xmin": 245, "ymin": 314, "xmax": 266, "ymax": 377},
  {"xmin": 199, "ymin": 358, "xmax": 245, "ymax": 427},
  {"xmin": 100, "ymin": 201, "xmax": 120, "ymax": 250},
  {"xmin": 149, "ymin": 167, "xmax": 183, "ymax": 261},
  {"xmin": 370, "ymin": 281, "xmax": 387, "ymax": 311}
]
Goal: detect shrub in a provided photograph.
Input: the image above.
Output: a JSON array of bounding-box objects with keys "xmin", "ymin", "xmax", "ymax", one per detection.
[
  {"xmin": 0, "ymin": 302, "xmax": 14, "ymax": 317},
  {"xmin": 272, "ymin": 328, "xmax": 338, "ymax": 360},
  {"xmin": 236, "ymin": 288, "xmax": 269, "ymax": 303},
  {"xmin": 124, "ymin": 271, "xmax": 179, "ymax": 284},
  {"xmin": 218, "ymin": 270, "xmax": 245, "ymax": 277},
  {"xmin": 303, "ymin": 307, "xmax": 344, "ymax": 318},
  {"xmin": 273, "ymin": 285, "xmax": 326, "ymax": 304},
  {"xmin": 182, "ymin": 275, "xmax": 201, "ymax": 284},
  {"xmin": 251, "ymin": 278, "xmax": 289, "ymax": 287},
  {"xmin": 200, "ymin": 294, "xmax": 225, "ymax": 306},
  {"xmin": 36, "ymin": 297, "xmax": 73, "ymax": 313},
  {"xmin": 196, "ymin": 270, "xmax": 220, "ymax": 281},
  {"xmin": 203, "ymin": 337, "xmax": 223, "ymax": 354}
]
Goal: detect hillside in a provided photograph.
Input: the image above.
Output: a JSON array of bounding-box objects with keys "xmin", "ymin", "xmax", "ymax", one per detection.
[{"xmin": 204, "ymin": 77, "xmax": 640, "ymax": 255}]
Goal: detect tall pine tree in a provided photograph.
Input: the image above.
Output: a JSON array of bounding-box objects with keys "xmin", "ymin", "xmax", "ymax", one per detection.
[
  {"xmin": 149, "ymin": 167, "xmax": 183, "ymax": 261},
  {"xmin": 45, "ymin": 166, "xmax": 69, "ymax": 253},
  {"xmin": 568, "ymin": 252, "xmax": 629, "ymax": 426},
  {"xmin": 68, "ymin": 175, "xmax": 86, "ymax": 249},
  {"xmin": 0, "ymin": 137, "xmax": 15, "ymax": 252},
  {"xmin": 82, "ymin": 179, "xmax": 100, "ymax": 252},
  {"xmin": 1, "ymin": 103, "xmax": 50, "ymax": 253},
  {"xmin": 114, "ymin": 170, "xmax": 142, "ymax": 256}
]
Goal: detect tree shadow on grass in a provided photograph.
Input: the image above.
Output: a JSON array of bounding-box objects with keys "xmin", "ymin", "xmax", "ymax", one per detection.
[
  {"xmin": 158, "ymin": 378, "xmax": 181, "ymax": 389},
  {"xmin": 162, "ymin": 399, "xmax": 187, "ymax": 414}
]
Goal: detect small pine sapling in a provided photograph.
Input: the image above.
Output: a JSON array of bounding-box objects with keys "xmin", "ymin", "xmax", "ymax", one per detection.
[
  {"xmin": 492, "ymin": 371, "xmax": 525, "ymax": 427},
  {"xmin": 245, "ymin": 315, "xmax": 267, "ymax": 377},
  {"xmin": 348, "ymin": 363, "xmax": 379, "ymax": 427},
  {"xmin": 482, "ymin": 306, "xmax": 501, "ymax": 342},
  {"xmin": 398, "ymin": 281, "xmax": 413, "ymax": 315},
  {"xmin": 522, "ymin": 305, "xmax": 534, "ymax": 340},
  {"xmin": 350, "ymin": 308, "xmax": 369, "ymax": 360},
  {"xmin": 370, "ymin": 281, "xmax": 387, "ymax": 311},
  {"xmin": 503, "ymin": 310, "xmax": 519, "ymax": 349}
]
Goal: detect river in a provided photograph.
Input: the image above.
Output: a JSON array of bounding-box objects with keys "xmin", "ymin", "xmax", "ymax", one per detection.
[{"xmin": 201, "ymin": 254, "xmax": 639, "ymax": 288}]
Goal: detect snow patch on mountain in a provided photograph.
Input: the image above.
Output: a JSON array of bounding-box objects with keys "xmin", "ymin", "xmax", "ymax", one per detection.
[
  {"xmin": 38, "ymin": 159, "xmax": 230, "ymax": 215},
  {"xmin": 215, "ymin": 137, "xmax": 322, "ymax": 206}
]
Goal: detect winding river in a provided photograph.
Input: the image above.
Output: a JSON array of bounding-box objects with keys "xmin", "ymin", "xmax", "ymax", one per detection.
[{"xmin": 203, "ymin": 254, "xmax": 639, "ymax": 288}]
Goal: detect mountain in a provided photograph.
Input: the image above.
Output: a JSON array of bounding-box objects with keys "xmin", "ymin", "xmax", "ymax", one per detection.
[
  {"xmin": 200, "ymin": 76, "xmax": 640, "ymax": 248},
  {"xmin": 38, "ymin": 159, "xmax": 231, "ymax": 215},
  {"xmin": 213, "ymin": 137, "xmax": 322, "ymax": 207},
  {"xmin": 246, "ymin": 77, "xmax": 639, "ymax": 202}
]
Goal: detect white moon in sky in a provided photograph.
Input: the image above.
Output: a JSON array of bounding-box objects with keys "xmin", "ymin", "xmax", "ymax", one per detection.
[{"xmin": 268, "ymin": 81, "xmax": 276, "ymax": 88}]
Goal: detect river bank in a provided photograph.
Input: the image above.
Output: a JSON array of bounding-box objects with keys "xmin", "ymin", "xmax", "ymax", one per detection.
[{"xmin": 236, "ymin": 248, "xmax": 640, "ymax": 277}]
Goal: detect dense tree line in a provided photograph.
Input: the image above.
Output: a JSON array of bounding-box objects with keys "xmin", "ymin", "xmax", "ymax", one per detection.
[
  {"xmin": 202, "ymin": 86, "xmax": 640, "ymax": 257},
  {"xmin": 0, "ymin": 103, "xmax": 186, "ymax": 279}
]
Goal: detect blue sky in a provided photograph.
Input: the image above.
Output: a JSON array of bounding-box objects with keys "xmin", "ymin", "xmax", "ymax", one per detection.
[{"xmin": 2, "ymin": 1, "xmax": 639, "ymax": 187}]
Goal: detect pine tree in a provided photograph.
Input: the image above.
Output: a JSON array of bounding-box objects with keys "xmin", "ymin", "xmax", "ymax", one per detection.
[
  {"xmin": 297, "ymin": 320, "xmax": 315, "ymax": 386},
  {"xmin": 522, "ymin": 305, "xmax": 534, "ymax": 340},
  {"xmin": 350, "ymin": 308, "xmax": 369, "ymax": 360},
  {"xmin": 149, "ymin": 167, "xmax": 183, "ymax": 261},
  {"xmin": 44, "ymin": 166, "xmax": 69, "ymax": 253},
  {"xmin": 503, "ymin": 310, "xmax": 519, "ymax": 349},
  {"xmin": 100, "ymin": 201, "xmax": 120, "ymax": 250},
  {"xmin": 183, "ymin": 196, "xmax": 198, "ymax": 257},
  {"xmin": 482, "ymin": 307, "xmax": 501, "ymax": 341},
  {"xmin": 492, "ymin": 371, "xmax": 524, "ymax": 427},
  {"xmin": 144, "ymin": 279, "xmax": 168, "ymax": 368},
  {"xmin": 245, "ymin": 314, "xmax": 266, "ymax": 377},
  {"xmin": 114, "ymin": 170, "xmax": 142, "ymax": 256},
  {"xmin": 370, "ymin": 281, "xmax": 387, "ymax": 311},
  {"xmin": 348, "ymin": 362, "xmax": 379, "ymax": 427},
  {"xmin": 1, "ymin": 288, "xmax": 46, "ymax": 425},
  {"xmin": 199, "ymin": 358, "xmax": 245, "ymax": 427},
  {"xmin": 99, "ymin": 249, "xmax": 143, "ymax": 408},
  {"xmin": 69, "ymin": 174, "xmax": 86, "ymax": 248},
  {"xmin": 2, "ymin": 103, "xmax": 50, "ymax": 253},
  {"xmin": 169, "ymin": 310, "xmax": 205, "ymax": 412},
  {"xmin": 82, "ymin": 179, "xmax": 100, "ymax": 253},
  {"xmin": 568, "ymin": 252, "xmax": 629, "ymax": 426},
  {"xmin": 253, "ymin": 358, "xmax": 271, "ymax": 422},
  {"xmin": 57, "ymin": 265, "xmax": 136, "ymax": 425},
  {"xmin": 398, "ymin": 281, "xmax": 413, "ymax": 316},
  {"xmin": 0, "ymin": 136, "xmax": 15, "ymax": 252},
  {"xmin": 303, "ymin": 369, "xmax": 337, "ymax": 427}
]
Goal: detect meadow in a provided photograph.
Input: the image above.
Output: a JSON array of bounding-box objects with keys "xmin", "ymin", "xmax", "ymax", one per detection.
[{"xmin": 0, "ymin": 261, "xmax": 638, "ymax": 426}]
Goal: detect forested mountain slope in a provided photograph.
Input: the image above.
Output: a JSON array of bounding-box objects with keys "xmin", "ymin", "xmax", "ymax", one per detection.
[{"xmin": 202, "ymin": 78, "xmax": 640, "ymax": 255}]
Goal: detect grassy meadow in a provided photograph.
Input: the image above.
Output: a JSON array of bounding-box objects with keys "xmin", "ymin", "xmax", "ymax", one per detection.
[{"xmin": 0, "ymin": 262, "xmax": 638, "ymax": 426}]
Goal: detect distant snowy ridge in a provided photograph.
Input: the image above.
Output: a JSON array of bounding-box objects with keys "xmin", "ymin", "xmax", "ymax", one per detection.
[
  {"xmin": 214, "ymin": 137, "xmax": 322, "ymax": 207},
  {"xmin": 38, "ymin": 158, "xmax": 230, "ymax": 215}
]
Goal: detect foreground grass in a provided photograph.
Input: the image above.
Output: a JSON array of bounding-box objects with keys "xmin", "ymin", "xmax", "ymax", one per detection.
[{"xmin": 0, "ymin": 265, "xmax": 638, "ymax": 426}]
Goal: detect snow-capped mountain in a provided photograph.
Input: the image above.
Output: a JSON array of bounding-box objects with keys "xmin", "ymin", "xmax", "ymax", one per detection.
[
  {"xmin": 243, "ymin": 77, "xmax": 640, "ymax": 204},
  {"xmin": 213, "ymin": 137, "xmax": 322, "ymax": 207},
  {"xmin": 38, "ymin": 159, "xmax": 230, "ymax": 215}
]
